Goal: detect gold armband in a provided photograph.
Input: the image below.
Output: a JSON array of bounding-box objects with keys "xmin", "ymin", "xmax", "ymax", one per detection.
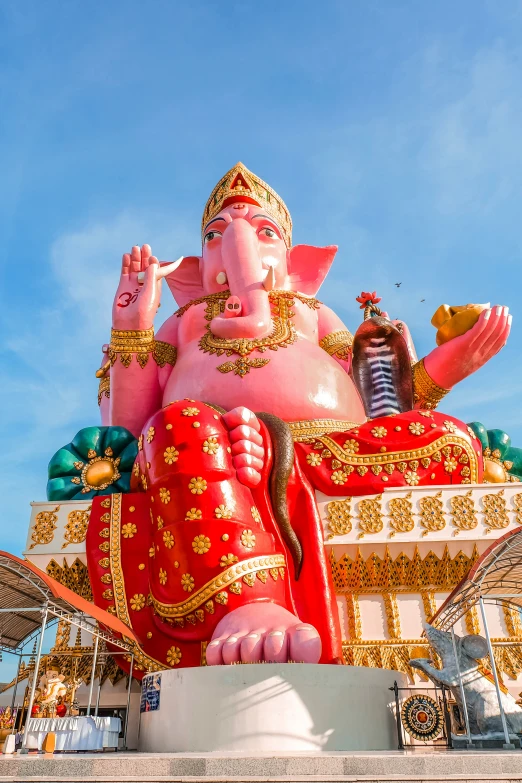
[
  {"xmin": 319, "ymin": 329, "xmax": 354, "ymax": 361},
  {"xmin": 97, "ymin": 375, "xmax": 110, "ymax": 406},
  {"xmin": 153, "ymin": 340, "xmax": 177, "ymax": 368},
  {"xmin": 109, "ymin": 327, "xmax": 155, "ymax": 369},
  {"xmin": 412, "ymin": 359, "xmax": 450, "ymax": 410}
]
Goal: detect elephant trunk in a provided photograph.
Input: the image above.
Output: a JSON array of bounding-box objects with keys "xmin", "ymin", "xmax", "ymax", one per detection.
[{"xmin": 209, "ymin": 218, "xmax": 273, "ymax": 340}]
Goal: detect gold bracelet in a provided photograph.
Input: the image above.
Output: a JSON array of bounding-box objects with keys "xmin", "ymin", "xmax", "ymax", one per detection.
[
  {"xmin": 97, "ymin": 376, "xmax": 110, "ymax": 406},
  {"xmin": 412, "ymin": 359, "xmax": 450, "ymax": 410},
  {"xmin": 319, "ymin": 329, "xmax": 354, "ymax": 361},
  {"xmin": 109, "ymin": 327, "xmax": 155, "ymax": 369}
]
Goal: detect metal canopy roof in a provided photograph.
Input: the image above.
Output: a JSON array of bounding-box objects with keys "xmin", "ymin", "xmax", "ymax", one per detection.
[
  {"xmin": 0, "ymin": 551, "xmax": 138, "ymax": 652},
  {"xmin": 432, "ymin": 528, "xmax": 522, "ymax": 631}
]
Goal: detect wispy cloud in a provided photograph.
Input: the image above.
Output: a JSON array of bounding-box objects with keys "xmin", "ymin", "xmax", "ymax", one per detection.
[{"xmin": 420, "ymin": 42, "xmax": 522, "ymax": 216}]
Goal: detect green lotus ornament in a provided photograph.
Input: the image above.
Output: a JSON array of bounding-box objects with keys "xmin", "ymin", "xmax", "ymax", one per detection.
[
  {"xmin": 467, "ymin": 422, "xmax": 522, "ymax": 483},
  {"xmin": 47, "ymin": 426, "xmax": 138, "ymax": 500}
]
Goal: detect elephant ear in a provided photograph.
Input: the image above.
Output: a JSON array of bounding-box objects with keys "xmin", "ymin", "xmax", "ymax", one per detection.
[
  {"xmin": 164, "ymin": 257, "xmax": 204, "ymax": 308},
  {"xmin": 287, "ymin": 245, "xmax": 337, "ymax": 296}
]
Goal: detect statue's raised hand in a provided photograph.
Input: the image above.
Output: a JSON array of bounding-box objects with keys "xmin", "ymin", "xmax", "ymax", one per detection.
[
  {"xmin": 424, "ymin": 305, "xmax": 511, "ymax": 390},
  {"xmin": 112, "ymin": 245, "xmax": 182, "ymax": 330}
]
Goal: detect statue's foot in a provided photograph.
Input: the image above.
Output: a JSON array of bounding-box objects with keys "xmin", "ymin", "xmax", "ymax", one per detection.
[
  {"xmin": 222, "ymin": 406, "xmax": 264, "ymax": 487},
  {"xmin": 206, "ymin": 604, "xmax": 321, "ymax": 665}
]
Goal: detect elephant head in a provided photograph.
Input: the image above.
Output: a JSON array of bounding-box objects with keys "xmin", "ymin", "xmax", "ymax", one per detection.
[{"xmin": 165, "ymin": 201, "xmax": 336, "ymax": 339}]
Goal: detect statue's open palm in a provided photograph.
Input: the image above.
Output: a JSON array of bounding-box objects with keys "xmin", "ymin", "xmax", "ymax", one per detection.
[
  {"xmin": 112, "ymin": 244, "xmax": 182, "ymax": 330},
  {"xmin": 424, "ymin": 305, "xmax": 511, "ymax": 390}
]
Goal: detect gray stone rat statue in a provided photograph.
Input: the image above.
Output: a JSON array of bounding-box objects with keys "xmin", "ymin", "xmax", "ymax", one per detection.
[{"xmin": 410, "ymin": 623, "xmax": 522, "ymax": 736}]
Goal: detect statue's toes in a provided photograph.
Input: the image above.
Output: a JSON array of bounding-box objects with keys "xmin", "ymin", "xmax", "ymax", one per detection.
[
  {"xmin": 235, "ymin": 466, "xmax": 262, "ymax": 486},
  {"xmin": 287, "ymin": 624, "xmax": 322, "ymax": 663},
  {"xmin": 233, "ymin": 452, "xmax": 264, "ymax": 472},
  {"xmin": 263, "ymin": 629, "xmax": 288, "ymax": 663},
  {"xmin": 206, "ymin": 638, "xmax": 225, "ymax": 666},
  {"xmin": 221, "ymin": 634, "xmax": 248, "ymax": 664},
  {"xmin": 240, "ymin": 632, "xmax": 264, "ymax": 663}
]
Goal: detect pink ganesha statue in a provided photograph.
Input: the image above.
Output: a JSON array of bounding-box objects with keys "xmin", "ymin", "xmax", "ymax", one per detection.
[{"xmin": 88, "ymin": 162, "xmax": 510, "ymax": 674}]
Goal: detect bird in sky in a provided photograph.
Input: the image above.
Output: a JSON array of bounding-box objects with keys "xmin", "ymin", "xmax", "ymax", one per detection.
[
  {"xmin": 395, "ymin": 282, "xmax": 402, "ymax": 287},
  {"xmin": 420, "ymin": 299, "xmax": 425, "ymax": 302}
]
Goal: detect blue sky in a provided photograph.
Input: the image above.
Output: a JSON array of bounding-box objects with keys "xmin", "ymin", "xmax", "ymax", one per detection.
[{"xmin": 2, "ymin": 0, "xmax": 522, "ymax": 561}]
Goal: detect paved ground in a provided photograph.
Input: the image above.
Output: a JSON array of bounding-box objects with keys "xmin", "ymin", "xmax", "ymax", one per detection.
[{"xmin": 0, "ymin": 750, "xmax": 522, "ymax": 783}]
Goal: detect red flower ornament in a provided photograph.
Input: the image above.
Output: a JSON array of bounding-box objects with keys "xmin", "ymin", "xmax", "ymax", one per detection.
[{"xmin": 356, "ymin": 291, "xmax": 382, "ymax": 309}]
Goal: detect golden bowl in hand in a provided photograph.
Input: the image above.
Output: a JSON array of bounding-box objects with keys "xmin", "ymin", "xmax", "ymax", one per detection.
[{"xmin": 431, "ymin": 303, "xmax": 489, "ymax": 346}]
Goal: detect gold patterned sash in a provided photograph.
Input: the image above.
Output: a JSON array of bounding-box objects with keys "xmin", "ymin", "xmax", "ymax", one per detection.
[{"xmin": 287, "ymin": 419, "xmax": 360, "ymax": 443}]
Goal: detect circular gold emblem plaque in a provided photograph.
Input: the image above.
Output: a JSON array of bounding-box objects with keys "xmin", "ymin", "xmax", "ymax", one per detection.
[{"xmin": 400, "ymin": 694, "xmax": 444, "ymax": 742}]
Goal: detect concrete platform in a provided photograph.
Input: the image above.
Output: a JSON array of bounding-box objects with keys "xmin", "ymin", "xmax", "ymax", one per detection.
[
  {"xmin": 0, "ymin": 750, "xmax": 522, "ymax": 783},
  {"xmin": 139, "ymin": 664, "xmax": 407, "ymax": 752}
]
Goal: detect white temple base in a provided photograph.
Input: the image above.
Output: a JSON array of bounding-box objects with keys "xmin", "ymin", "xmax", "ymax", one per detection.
[{"xmin": 138, "ymin": 664, "xmax": 407, "ymax": 752}]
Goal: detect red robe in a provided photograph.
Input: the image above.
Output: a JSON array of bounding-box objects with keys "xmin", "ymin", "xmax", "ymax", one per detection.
[{"xmin": 86, "ymin": 402, "xmax": 482, "ymax": 677}]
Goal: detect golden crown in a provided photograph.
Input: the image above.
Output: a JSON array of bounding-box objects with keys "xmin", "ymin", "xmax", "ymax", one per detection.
[{"xmin": 201, "ymin": 162, "xmax": 292, "ymax": 247}]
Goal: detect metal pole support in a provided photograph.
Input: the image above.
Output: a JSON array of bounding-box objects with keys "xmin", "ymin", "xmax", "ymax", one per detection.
[
  {"xmin": 86, "ymin": 634, "xmax": 99, "ymax": 717},
  {"xmin": 95, "ymin": 671, "xmax": 103, "ymax": 718},
  {"xmin": 21, "ymin": 604, "xmax": 49, "ymax": 752},
  {"xmin": 9, "ymin": 653, "xmax": 23, "ymax": 736},
  {"xmin": 479, "ymin": 597, "xmax": 515, "ymax": 750},
  {"xmin": 123, "ymin": 655, "xmax": 134, "ymax": 750}
]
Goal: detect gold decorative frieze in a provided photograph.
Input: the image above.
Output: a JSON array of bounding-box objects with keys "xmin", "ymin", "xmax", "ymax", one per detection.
[
  {"xmin": 320, "ymin": 484, "xmax": 522, "ymax": 542},
  {"xmin": 465, "ymin": 605, "xmax": 481, "ymax": 635},
  {"xmin": 62, "ymin": 506, "xmax": 92, "ymax": 548},
  {"xmin": 503, "ymin": 605, "xmax": 522, "ymax": 638},
  {"xmin": 329, "ymin": 545, "xmax": 479, "ymax": 593},
  {"xmin": 419, "ymin": 492, "xmax": 445, "ymax": 537},
  {"xmin": 46, "ymin": 558, "xmax": 93, "ymax": 602},
  {"xmin": 29, "ymin": 506, "xmax": 60, "ymax": 549},
  {"xmin": 357, "ymin": 496, "xmax": 383, "ymax": 539},
  {"xmin": 345, "ymin": 593, "xmax": 362, "ymax": 639},
  {"xmin": 514, "ymin": 493, "xmax": 522, "ymax": 526},
  {"xmin": 326, "ymin": 499, "xmax": 352, "ymax": 540},
  {"xmin": 389, "ymin": 493, "xmax": 414, "ymax": 537},
  {"xmin": 27, "ymin": 501, "xmax": 93, "ymax": 554},
  {"xmin": 482, "ymin": 490, "xmax": 510, "ymax": 533},
  {"xmin": 383, "ymin": 593, "xmax": 401, "ymax": 639},
  {"xmin": 421, "ymin": 591, "xmax": 437, "ymax": 623},
  {"xmin": 450, "ymin": 490, "xmax": 478, "ymax": 535}
]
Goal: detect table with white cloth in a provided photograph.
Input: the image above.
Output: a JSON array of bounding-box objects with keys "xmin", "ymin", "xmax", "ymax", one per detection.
[
  {"xmin": 92, "ymin": 716, "xmax": 121, "ymax": 748},
  {"xmin": 25, "ymin": 715, "xmax": 121, "ymax": 751}
]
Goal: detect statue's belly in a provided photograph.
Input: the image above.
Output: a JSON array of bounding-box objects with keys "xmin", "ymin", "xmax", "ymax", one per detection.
[{"xmin": 163, "ymin": 341, "xmax": 366, "ymax": 422}]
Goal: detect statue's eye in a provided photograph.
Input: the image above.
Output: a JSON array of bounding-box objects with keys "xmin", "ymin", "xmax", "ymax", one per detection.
[
  {"xmin": 259, "ymin": 227, "xmax": 277, "ymax": 239},
  {"xmin": 204, "ymin": 230, "xmax": 222, "ymax": 243}
]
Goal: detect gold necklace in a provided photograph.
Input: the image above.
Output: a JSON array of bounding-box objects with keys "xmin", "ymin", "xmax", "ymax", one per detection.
[{"xmin": 185, "ymin": 290, "xmax": 321, "ymax": 377}]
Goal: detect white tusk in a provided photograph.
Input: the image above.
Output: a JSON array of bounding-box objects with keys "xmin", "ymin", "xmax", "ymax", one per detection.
[
  {"xmin": 158, "ymin": 256, "xmax": 184, "ymax": 277},
  {"xmin": 262, "ymin": 266, "xmax": 276, "ymax": 291},
  {"xmin": 138, "ymin": 256, "xmax": 184, "ymax": 284},
  {"xmin": 216, "ymin": 271, "xmax": 228, "ymax": 285}
]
